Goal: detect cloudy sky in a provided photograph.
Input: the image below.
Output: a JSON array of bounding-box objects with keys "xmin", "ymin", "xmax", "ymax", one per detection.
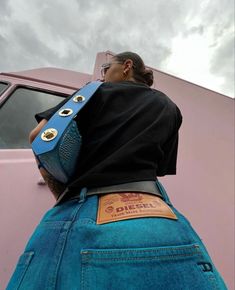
[{"xmin": 0, "ymin": 0, "xmax": 234, "ymax": 98}]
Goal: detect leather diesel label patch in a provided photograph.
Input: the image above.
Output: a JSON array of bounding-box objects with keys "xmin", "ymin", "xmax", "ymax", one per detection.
[{"xmin": 96, "ymin": 192, "xmax": 178, "ymax": 224}]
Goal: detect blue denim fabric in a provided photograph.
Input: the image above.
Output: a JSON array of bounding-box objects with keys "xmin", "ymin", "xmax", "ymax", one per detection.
[{"xmin": 6, "ymin": 181, "xmax": 228, "ymax": 290}]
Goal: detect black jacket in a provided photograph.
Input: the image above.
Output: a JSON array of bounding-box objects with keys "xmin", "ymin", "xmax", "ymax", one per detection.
[{"xmin": 35, "ymin": 80, "xmax": 183, "ymax": 193}]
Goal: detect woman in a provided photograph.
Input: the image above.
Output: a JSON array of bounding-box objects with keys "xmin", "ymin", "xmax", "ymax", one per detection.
[{"xmin": 6, "ymin": 52, "xmax": 227, "ymax": 289}]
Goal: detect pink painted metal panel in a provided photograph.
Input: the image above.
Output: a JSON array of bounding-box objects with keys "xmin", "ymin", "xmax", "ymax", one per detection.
[
  {"xmin": 1, "ymin": 67, "xmax": 91, "ymax": 89},
  {"xmin": 155, "ymin": 75, "xmax": 234, "ymax": 290},
  {"xmin": 0, "ymin": 69, "xmax": 88, "ymax": 289},
  {"xmin": 0, "ymin": 149, "xmax": 55, "ymax": 286},
  {"xmin": 0, "ymin": 51, "xmax": 234, "ymax": 289}
]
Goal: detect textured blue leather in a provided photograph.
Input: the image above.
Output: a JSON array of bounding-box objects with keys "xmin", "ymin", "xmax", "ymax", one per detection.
[
  {"xmin": 32, "ymin": 81, "xmax": 103, "ymax": 184},
  {"xmin": 38, "ymin": 121, "xmax": 82, "ymax": 183}
]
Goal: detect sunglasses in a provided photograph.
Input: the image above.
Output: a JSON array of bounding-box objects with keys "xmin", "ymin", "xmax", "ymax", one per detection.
[{"xmin": 100, "ymin": 61, "xmax": 123, "ymax": 78}]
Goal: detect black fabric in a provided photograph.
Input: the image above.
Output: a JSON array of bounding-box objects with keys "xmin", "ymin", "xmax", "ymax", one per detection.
[{"xmin": 35, "ymin": 80, "xmax": 183, "ymax": 193}]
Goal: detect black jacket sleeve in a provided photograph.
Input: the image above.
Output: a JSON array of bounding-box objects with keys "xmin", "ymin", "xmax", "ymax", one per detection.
[
  {"xmin": 34, "ymin": 96, "xmax": 70, "ymax": 123},
  {"xmin": 157, "ymin": 105, "xmax": 183, "ymax": 176}
]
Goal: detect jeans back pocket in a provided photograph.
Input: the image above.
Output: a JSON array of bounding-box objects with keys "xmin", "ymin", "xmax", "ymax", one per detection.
[{"xmin": 81, "ymin": 243, "xmax": 223, "ymax": 290}]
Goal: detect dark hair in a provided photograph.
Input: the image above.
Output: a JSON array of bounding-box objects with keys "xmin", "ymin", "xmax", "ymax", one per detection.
[{"xmin": 114, "ymin": 51, "xmax": 154, "ymax": 86}]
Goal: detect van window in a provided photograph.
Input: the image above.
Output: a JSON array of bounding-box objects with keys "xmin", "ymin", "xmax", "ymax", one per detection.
[
  {"xmin": 0, "ymin": 82, "xmax": 9, "ymax": 95},
  {"xmin": 0, "ymin": 87, "xmax": 67, "ymax": 149}
]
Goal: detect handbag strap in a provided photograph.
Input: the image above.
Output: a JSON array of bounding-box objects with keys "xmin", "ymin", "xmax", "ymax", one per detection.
[{"xmin": 32, "ymin": 81, "xmax": 103, "ymax": 155}]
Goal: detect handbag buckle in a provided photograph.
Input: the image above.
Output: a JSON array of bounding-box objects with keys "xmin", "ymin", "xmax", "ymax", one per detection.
[
  {"xmin": 73, "ymin": 95, "xmax": 85, "ymax": 102},
  {"xmin": 41, "ymin": 128, "xmax": 58, "ymax": 141},
  {"xmin": 59, "ymin": 108, "xmax": 73, "ymax": 116}
]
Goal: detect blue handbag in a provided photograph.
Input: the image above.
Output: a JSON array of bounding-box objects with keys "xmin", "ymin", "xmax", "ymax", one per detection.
[{"xmin": 31, "ymin": 81, "xmax": 103, "ymax": 184}]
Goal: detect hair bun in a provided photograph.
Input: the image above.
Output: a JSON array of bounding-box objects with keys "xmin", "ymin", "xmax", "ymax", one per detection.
[
  {"xmin": 114, "ymin": 52, "xmax": 154, "ymax": 86},
  {"xmin": 143, "ymin": 69, "xmax": 154, "ymax": 86}
]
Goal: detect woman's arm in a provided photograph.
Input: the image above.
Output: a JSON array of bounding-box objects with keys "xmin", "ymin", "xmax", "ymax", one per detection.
[{"xmin": 29, "ymin": 119, "xmax": 67, "ymax": 200}]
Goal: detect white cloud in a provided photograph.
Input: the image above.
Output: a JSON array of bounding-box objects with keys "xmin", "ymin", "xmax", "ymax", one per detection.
[{"xmin": 165, "ymin": 32, "xmax": 225, "ymax": 94}]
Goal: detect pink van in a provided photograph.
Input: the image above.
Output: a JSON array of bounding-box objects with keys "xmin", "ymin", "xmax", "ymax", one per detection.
[
  {"xmin": 0, "ymin": 51, "xmax": 233, "ymax": 289},
  {"xmin": 0, "ymin": 66, "xmax": 93, "ymax": 288}
]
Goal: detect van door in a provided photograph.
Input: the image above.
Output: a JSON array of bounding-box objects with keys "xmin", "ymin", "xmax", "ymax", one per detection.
[{"xmin": 0, "ymin": 85, "xmax": 70, "ymax": 290}]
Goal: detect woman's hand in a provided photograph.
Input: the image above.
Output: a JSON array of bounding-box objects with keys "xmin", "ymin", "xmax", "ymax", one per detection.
[{"xmin": 29, "ymin": 119, "xmax": 67, "ymax": 200}]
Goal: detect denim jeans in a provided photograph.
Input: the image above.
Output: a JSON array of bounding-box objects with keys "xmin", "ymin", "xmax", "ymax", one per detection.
[{"xmin": 6, "ymin": 181, "xmax": 228, "ymax": 290}]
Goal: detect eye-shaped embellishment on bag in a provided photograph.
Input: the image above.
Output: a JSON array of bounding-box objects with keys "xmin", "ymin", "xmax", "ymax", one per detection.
[
  {"xmin": 41, "ymin": 128, "xmax": 58, "ymax": 142},
  {"xmin": 73, "ymin": 95, "xmax": 85, "ymax": 102},
  {"xmin": 59, "ymin": 108, "xmax": 73, "ymax": 116}
]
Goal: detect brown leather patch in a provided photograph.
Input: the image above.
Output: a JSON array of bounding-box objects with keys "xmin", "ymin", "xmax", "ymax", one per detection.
[{"xmin": 96, "ymin": 192, "xmax": 178, "ymax": 224}]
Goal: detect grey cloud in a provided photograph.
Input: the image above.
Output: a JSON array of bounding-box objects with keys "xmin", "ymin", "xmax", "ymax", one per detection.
[
  {"xmin": 0, "ymin": 20, "xmax": 60, "ymax": 71},
  {"xmin": 210, "ymin": 35, "xmax": 234, "ymax": 96},
  {"xmin": 0, "ymin": 34, "xmax": 9, "ymax": 70},
  {"xmin": 0, "ymin": 0, "xmax": 233, "ymax": 97},
  {"xmin": 0, "ymin": 0, "xmax": 197, "ymax": 72},
  {"xmin": 0, "ymin": 0, "xmax": 11, "ymax": 19},
  {"xmin": 201, "ymin": 0, "xmax": 234, "ymax": 96},
  {"xmin": 183, "ymin": 25, "xmax": 205, "ymax": 37},
  {"xmin": 25, "ymin": 0, "xmax": 176, "ymax": 72}
]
